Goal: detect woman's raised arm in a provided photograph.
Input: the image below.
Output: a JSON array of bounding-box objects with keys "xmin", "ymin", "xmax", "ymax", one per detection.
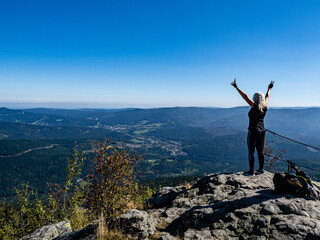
[
  {"xmin": 231, "ymin": 78, "xmax": 254, "ymax": 107},
  {"xmin": 265, "ymin": 80, "xmax": 274, "ymax": 105}
]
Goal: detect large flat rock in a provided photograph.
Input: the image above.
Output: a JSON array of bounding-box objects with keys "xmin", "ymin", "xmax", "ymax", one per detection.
[{"xmin": 146, "ymin": 172, "xmax": 320, "ymax": 240}]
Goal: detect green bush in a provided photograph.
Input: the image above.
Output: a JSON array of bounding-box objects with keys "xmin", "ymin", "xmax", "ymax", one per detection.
[
  {"xmin": 0, "ymin": 144, "xmax": 89, "ymax": 239},
  {"xmin": 0, "ymin": 139, "xmax": 151, "ymax": 239}
]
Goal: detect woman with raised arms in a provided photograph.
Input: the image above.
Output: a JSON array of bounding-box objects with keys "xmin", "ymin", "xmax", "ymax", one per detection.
[{"xmin": 231, "ymin": 79, "xmax": 274, "ymax": 176}]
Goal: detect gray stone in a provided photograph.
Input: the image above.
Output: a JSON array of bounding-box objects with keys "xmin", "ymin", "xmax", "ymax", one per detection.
[
  {"xmin": 173, "ymin": 197, "xmax": 191, "ymax": 208},
  {"xmin": 113, "ymin": 209, "xmax": 157, "ymax": 237},
  {"xmin": 254, "ymin": 216, "xmax": 270, "ymax": 228},
  {"xmin": 260, "ymin": 203, "xmax": 280, "ymax": 215},
  {"xmin": 53, "ymin": 223, "xmax": 96, "ymax": 240},
  {"xmin": 20, "ymin": 221, "xmax": 72, "ymax": 240},
  {"xmin": 184, "ymin": 230, "xmax": 213, "ymax": 240},
  {"xmin": 162, "ymin": 207, "xmax": 185, "ymax": 224},
  {"xmin": 212, "ymin": 229, "xmax": 238, "ymax": 240},
  {"xmin": 277, "ymin": 201, "xmax": 298, "ymax": 214},
  {"xmin": 156, "ymin": 232, "xmax": 178, "ymax": 240},
  {"xmin": 146, "ymin": 186, "xmax": 187, "ymax": 209}
]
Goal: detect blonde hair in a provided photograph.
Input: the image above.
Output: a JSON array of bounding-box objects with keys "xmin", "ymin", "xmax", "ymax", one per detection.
[{"xmin": 253, "ymin": 92, "xmax": 268, "ymax": 112}]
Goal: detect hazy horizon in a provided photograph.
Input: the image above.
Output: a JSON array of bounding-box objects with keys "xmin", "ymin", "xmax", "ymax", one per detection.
[{"xmin": 1, "ymin": 101, "xmax": 319, "ymax": 110}]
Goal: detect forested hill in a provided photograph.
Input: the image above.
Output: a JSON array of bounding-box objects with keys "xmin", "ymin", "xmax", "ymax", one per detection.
[
  {"xmin": 1, "ymin": 106, "xmax": 319, "ymax": 143},
  {"xmin": 0, "ymin": 106, "xmax": 319, "ymax": 199}
]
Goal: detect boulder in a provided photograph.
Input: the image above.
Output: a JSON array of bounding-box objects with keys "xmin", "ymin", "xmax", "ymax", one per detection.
[
  {"xmin": 183, "ymin": 229, "xmax": 213, "ymax": 240},
  {"xmin": 156, "ymin": 232, "xmax": 178, "ymax": 240},
  {"xmin": 53, "ymin": 223, "xmax": 96, "ymax": 240},
  {"xmin": 19, "ymin": 221, "xmax": 72, "ymax": 240},
  {"xmin": 113, "ymin": 209, "xmax": 157, "ymax": 238},
  {"xmin": 152, "ymin": 172, "xmax": 320, "ymax": 239},
  {"xmin": 146, "ymin": 186, "xmax": 187, "ymax": 209}
]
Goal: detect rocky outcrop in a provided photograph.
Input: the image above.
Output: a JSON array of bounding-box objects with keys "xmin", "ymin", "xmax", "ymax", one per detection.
[
  {"xmin": 143, "ymin": 171, "xmax": 320, "ymax": 239},
  {"xmin": 23, "ymin": 172, "xmax": 320, "ymax": 239},
  {"xmin": 19, "ymin": 221, "xmax": 72, "ymax": 240},
  {"xmin": 146, "ymin": 186, "xmax": 187, "ymax": 209},
  {"xmin": 113, "ymin": 209, "xmax": 158, "ymax": 238},
  {"xmin": 53, "ymin": 223, "xmax": 96, "ymax": 240}
]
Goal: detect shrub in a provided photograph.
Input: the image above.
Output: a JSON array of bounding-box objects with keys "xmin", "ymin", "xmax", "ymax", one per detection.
[
  {"xmin": 0, "ymin": 139, "xmax": 151, "ymax": 239},
  {"xmin": 0, "ymin": 183, "xmax": 49, "ymax": 240},
  {"xmin": 48, "ymin": 143, "xmax": 91, "ymax": 229},
  {"xmin": 0, "ymin": 143, "xmax": 90, "ymax": 239},
  {"xmin": 86, "ymin": 138, "xmax": 143, "ymax": 223},
  {"xmin": 0, "ymin": 202, "xmax": 19, "ymax": 240}
]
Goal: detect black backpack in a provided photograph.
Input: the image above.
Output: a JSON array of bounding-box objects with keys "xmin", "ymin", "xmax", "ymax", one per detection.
[
  {"xmin": 273, "ymin": 172, "xmax": 306, "ymax": 197},
  {"xmin": 273, "ymin": 161, "xmax": 320, "ymax": 200}
]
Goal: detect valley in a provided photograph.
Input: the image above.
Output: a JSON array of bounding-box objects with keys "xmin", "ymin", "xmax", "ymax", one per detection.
[{"xmin": 0, "ymin": 106, "xmax": 319, "ymax": 199}]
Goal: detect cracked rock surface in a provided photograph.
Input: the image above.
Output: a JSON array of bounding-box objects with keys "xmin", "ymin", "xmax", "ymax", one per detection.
[
  {"xmin": 143, "ymin": 172, "xmax": 320, "ymax": 240},
  {"xmin": 24, "ymin": 172, "xmax": 320, "ymax": 239}
]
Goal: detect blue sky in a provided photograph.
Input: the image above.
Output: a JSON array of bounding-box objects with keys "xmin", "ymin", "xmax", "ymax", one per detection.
[{"xmin": 0, "ymin": 0, "xmax": 319, "ymax": 108}]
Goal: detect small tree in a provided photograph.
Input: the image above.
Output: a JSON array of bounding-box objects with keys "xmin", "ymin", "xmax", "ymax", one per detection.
[
  {"xmin": 47, "ymin": 143, "xmax": 88, "ymax": 228},
  {"xmin": 64, "ymin": 143, "xmax": 84, "ymax": 211},
  {"xmin": 86, "ymin": 138, "xmax": 142, "ymax": 223}
]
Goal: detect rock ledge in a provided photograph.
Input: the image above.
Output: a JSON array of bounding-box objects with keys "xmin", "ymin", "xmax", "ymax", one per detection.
[{"xmin": 23, "ymin": 172, "xmax": 320, "ymax": 240}]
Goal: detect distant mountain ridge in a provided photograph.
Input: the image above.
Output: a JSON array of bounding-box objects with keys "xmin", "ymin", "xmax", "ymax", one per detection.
[{"xmin": 1, "ymin": 106, "xmax": 319, "ymax": 142}]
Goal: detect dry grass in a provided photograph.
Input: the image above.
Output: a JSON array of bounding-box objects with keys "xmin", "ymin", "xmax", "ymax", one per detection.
[
  {"xmin": 147, "ymin": 231, "xmax": 160, "ymax": 239},
  {"xmin": 156, "ymin": 219, "xmax": 169, "ymax": 230},
  {"xmin": 69, "ymin": 206, "xmax": 92, "ymax": 231},
  {"xmin": 97, "ymin": 229, "xmax": 127, "ymax": 240},
  {"xmin": 96, "ymin": 213, "xmax": 127, "ymax": 240},
  {"xmin": 121, "ymin": 200, "xmax": 137, "ymax": 213},
  {"xmin": 184, "ymin": 181, "xmax": 192, "ymax": 189}
]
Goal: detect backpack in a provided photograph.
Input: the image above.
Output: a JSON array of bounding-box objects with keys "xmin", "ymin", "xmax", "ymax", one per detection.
[
  {"xmin": 273, "ymin": 171, "xmax": 320, "ymax": 200},
  {"xmin": 273, "ymin": 172, "xmax": 306, "ymax": 197}
]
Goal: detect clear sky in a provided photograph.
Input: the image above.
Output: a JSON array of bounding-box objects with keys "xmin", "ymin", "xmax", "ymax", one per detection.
[{"xmin": 0, "ymin": 0, "xmax": 319, "ymax": 108}]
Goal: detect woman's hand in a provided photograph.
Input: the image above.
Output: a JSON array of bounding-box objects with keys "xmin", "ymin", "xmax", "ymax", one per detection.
[
  {"xmin": 265, "ymin": 81, "xmax": 274, "ymax": 104},
  {"xmin": 268, "ymin": 80, "xmax": 275, "ymax": 89},
  {"xmin": 231, "ymin": 78, "xmax": 238, "ymax": 88},
  {"xmin": 232, "ymin": 78, "xmax": 254, "ymax": 107}
]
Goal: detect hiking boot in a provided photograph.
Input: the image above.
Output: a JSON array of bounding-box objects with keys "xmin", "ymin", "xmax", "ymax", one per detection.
[
  {"xmin": 256, "ymin": 169, "xmax": 264, "ymax": 174},
  {"xmin": 243, "ymin": 170, "xmax": 255, "ymax": 176}
]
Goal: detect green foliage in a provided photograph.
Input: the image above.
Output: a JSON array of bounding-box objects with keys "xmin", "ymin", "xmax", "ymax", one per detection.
[
  {"xmin": 0, "ymin": 202, "xmax": 19, "ymax": 240},
  {"xmin": 15, "ymin": 183, "xmax": 47, "ymax": 234},
  {"xmin": 86, "ymin": 138, "xmax": 142, "ymax": 223},
  {"xmin": 59, "ymin": 143, "xmax": 85, "ymax": 220},
  {"xmin": 133, "ymin": 185, "xmax": 153, "ymax": 210},
  {"xmin": 65, "ymin": 144, "xmax": 84, "ymax": 190},
  {"xmin": 0, "ymin": 139, "xmax": 155, "ymax": 239},
  {"xmin": 0, "ymin": 144, "xmax": 91, "ymax": 239},
  {"xmin": 67, "ymin": 186, "xmax": 93, "ymax": 230},
  {"xmin": 0, "ymin": 139, "xmax": 79, "ymax": 199},
  {"xmin": 49, "ymin": 143, "xmax": 91, "ymax": 227},
  {"xmin": 0, "ymin": 183, "xmax": 51, "ymax": 240}
]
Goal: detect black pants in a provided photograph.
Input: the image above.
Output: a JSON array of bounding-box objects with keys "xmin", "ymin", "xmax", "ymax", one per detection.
[{"xmin": 247, "ymin": 130, "xmax": 265, "ymax": 171}]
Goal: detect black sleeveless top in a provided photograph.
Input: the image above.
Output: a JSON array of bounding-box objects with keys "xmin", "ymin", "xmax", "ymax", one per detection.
[{"xmin": 248, "ymin": 103, "xmax": 267, "ymax": 132}]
